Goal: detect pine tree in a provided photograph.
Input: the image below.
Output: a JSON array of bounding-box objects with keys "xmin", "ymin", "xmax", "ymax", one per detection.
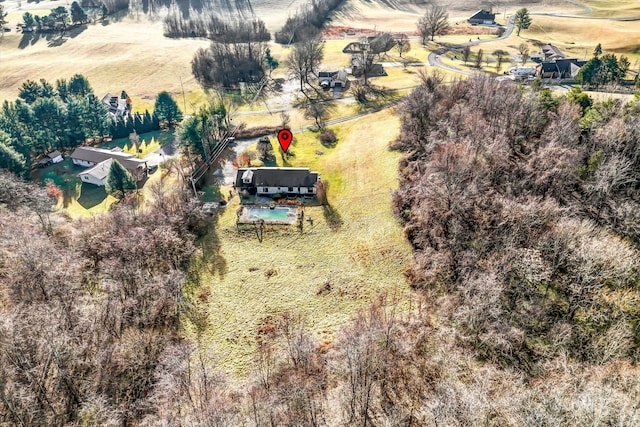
[
  {"xmin": 0, "ymin": 131, "xmax": 29, "ymax": 177},
  {"xmin": 106, "ymin": 159, "xmax": 137, "ymax": 196},
  {"xmin": 514, "ymin": 8, "xmax": 532, "ymax": 37},
  {"xmin": 154, "ymin": 91, "xmax": 182, "ymax": 128}
]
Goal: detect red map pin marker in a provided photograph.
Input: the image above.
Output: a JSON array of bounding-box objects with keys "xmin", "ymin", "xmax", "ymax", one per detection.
[{"xmin": 277, "ymin": 129, "xmax": 293, "ymax": 152}]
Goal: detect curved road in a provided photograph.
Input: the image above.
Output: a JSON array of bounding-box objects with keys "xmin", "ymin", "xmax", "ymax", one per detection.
[
  {"xmin": 427, "ymin": 1, "xmax": 640, "ymax": 77},
  {"xmin": 427, "ymin": 16, "xmax": 515, "ymax": 76}
]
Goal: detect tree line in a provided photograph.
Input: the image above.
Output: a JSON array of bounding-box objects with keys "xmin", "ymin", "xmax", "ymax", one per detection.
[
  {"xmin": 163, "ymin": 7, "xmax": 269, "ymax": 42},
  {"xmin": 274, "ymin": 0, "xmax": 345, "ymax": 44}
]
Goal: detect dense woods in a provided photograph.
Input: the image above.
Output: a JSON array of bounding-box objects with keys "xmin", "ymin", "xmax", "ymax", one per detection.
[{"xmin": 0, "ymin": 171, "xmax": 204, "ymax": 425}]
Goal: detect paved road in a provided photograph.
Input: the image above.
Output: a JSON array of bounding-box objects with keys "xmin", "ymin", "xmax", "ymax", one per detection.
[
  {"xmin": 426, "ymin": 1, "xmax": 639, "ymax": 77},
  {"xmin": 427, "ymin": 16, "xmax": 515, "ymax": 77}
]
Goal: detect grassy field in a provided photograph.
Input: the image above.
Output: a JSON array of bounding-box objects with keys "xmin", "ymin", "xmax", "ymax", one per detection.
[{"xmin": 186, "ymin": 108, "xmax": 414, "ymax": 376}]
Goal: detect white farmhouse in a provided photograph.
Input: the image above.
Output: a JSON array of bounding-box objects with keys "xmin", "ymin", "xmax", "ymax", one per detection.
[{"xmin": 235, "ymin": 167, "xmax": 320, "ymax": 196}]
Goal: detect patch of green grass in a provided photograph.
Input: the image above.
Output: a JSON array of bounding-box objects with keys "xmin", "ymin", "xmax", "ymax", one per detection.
[{"xmin": 186, "ymin": 108, "xmax": 414, "ymax": 377}]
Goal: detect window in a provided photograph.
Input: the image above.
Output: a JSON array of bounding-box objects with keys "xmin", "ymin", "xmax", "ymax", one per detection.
[
  {"xmin": 263, "ymin": 187, "xmax": 268, "ymax": 192},
  {"xmin": 288, "ymin": 187, "xmax": 294, "ymax": 192}
]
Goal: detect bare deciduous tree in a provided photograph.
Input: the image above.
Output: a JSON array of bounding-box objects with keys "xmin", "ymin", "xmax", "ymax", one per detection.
[{"xmin": 417, "ymin": 5, "xmax": 450, "ymax": 44}]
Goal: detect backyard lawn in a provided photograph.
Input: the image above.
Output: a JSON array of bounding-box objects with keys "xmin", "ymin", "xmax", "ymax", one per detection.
[{"xmin": 186, "ymin": 107, "xmax": 415, "ymax": 377}]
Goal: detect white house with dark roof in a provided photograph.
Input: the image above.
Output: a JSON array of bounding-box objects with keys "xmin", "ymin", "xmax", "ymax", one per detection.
[
  {"xmin": 235, "ymin": 167, "xmax": 320, "ymax": 196},
  {"xmin": 71, "ymin": 146, "xmax": 148, "ymax": 184}
]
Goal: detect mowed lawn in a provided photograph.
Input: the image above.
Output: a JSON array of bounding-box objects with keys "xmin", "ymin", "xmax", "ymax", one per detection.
[
  {"xmin": 0, "ymin": 14, "xmax": 210, "ymax": 108},
  {"xmin": 188, "ymin": 108, "xmax": 414, "ymax": 376}
]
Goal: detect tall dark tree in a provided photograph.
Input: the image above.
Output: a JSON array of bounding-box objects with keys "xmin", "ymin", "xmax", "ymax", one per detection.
[
  {"xmin": 68, "ymin": 74, "xmax": 93, "ymax": 97},
  {"xmin": 514, "ymin": 8, "xmax": 532, "ymax": 36},
  {"xmin": 154, "ymin": 92, "xmax": 182, "ymax": 128},
  {"xmin": 49, "ymin": 6, "xmax": 70, "ymax": 32},
  {"xmin": 0, "ymin": 5, "xmax": 7, "ymax": 36},
  {"xmin": 18, "ymin": 80, "xmax": 43, "ymax": 104},
  {"xmin": 264, "ymin": 48, "xmax": 279, "ymax": 77},
  {"xmin": 22, "ymin": 12, "xmax": 36, "ymax": 28},
  {"xmin": 417, "ymin": 5, "xmax": 450, "ymax": 43},
  {"xmin": 70, "ymin": 1, "xmax": 88, "ymax": 24},
  {"xmin": 0, "ymin": 131, "xmax": 28, "ymax": 177},
  {"xmin": 106, "ymin": 159, "xmax": 137, "ymax": 196}
]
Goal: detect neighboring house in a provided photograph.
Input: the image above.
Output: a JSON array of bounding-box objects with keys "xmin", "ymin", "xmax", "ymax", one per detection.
[
  {"xmin": 468, "ymin": 10, "xmax": 496, "ymax": 25},
  {"xmin": 541, "ymin": 44, "xmax": 566, "ymax": 61},
  {"xmin": 332, "ymin": 70, "xmax": 348, "ymax": 88},
  {"xmin": 235, "ymin": 167, "xmax": 320, "ymax": 196},
  {"xmin": 38, "ymin": 150, "xmax": 64, "ymax": 167},
  {"xmin": 71, "ymin": 146, "xmax": 148, "ymax": 183},
  {"xmin": 536, "ymin": 58, "xmax": 586, "ymax": 79},
  {"xmin": 319, "ymin": 71, "xmax": 334, "ymax": 88},
  {"xmin": 101, "ymin": 93, "xmax": 132, "ymax": 117},
  {"xmin": 79, "ymin": 158, "xmax": 113, "ymax": 186},
  {"xmin": 318, "ymin": 69, "xmax": 348, "ymax": 88}
]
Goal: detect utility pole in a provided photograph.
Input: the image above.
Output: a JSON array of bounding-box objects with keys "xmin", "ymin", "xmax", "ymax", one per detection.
[{"xmin": 179, "ymin": 76, "xmax": 187, "ymax": 114}]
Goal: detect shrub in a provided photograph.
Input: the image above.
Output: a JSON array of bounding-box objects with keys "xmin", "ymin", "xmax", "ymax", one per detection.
[{"xmin": 319, "ymin": 130, "xmax": 337, "ymax": 145}]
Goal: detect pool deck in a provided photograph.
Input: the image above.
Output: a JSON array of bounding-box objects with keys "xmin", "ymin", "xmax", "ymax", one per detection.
[{"xmin": 237, "ymin": 205, "xmax": 300, "ymax": 225}]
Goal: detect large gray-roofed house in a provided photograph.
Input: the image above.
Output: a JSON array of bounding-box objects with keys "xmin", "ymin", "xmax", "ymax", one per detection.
[
  {"xmin": 71, "ymin": 146, "xmax": 148, "ymax": 181},
  {"xmin": 235, "ymin": 167, "xmax": 320, "ymax": 196}
]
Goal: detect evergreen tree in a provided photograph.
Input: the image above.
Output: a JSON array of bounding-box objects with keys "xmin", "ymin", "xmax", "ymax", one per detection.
[
  {"xmin": 66, "ymin": 97, "xmax": 88, "ymax": 145},
  {"xmin": 22, "ymin": 12, "xmax": 36, "ymax": 28},
  {"xmin": 0, "ymin": 131, "xmax": 28, "ymax": 177},
  {"xmin": 68, "ymin": 74, "xmax": 93, "ymax": 97},
  {"xmin": 18, "ymin": 80, "xmax": 42, "ymax": 104},
  {"xmin": 70, "ymin": 1, "xmax": 87, "ymax": 24},
  {"xmin": 85, "ymin": 94, "xmax": 110, "ymax": 140},
  {"xmin": 144, "ymin": 110, "xmax": 155, "ymax": 133},
  {"xmin": 56, "ymin": 78, "xmax": 69, "ymax": 102},
  {"xmin": 39, "ymin": 79, "xmax": 56, "ymax": 99},
  {"xmin": 593, "ymin": 43, "xmax": 602, "ymax": 58},
  {"xmin": 106, "ymin": 159, "xmax": 137, "ymax": 196},
  {"xmin": 49, "ymin": 6, "xmax": 69, "ymax": 32},
  {"xmin": 32, "ymin": 97, "xmax": 67, "ymax": 151},
  {"xmin": 264, "ymin": 48, "xmax": 279, "ymax": 76},
  {"xmin": 134, "ymin": 113, "xmax": 145, "ymax": 134},
  {"xmin": 514, "ymin": 8, "xmax": 532, "ymax": 37},
  {"xmin": 154, "ymin": 91, "xmax": 182, "ymax": 128}
]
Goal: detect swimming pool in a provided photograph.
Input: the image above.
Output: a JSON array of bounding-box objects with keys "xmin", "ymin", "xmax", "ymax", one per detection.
[{"xmin": 238, "ymin": 206, "xmax": 299, "ymax": 225}]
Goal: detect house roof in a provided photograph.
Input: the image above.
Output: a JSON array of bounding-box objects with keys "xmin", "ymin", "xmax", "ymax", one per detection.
[
  {"xmin": 469, "ymin": 10, "xmax": 495, "ymax": 21},
  {"xmin": 541, "ymin": 44, "xmax": 566, "ymax": 59},
  {"xmin": 71, "ymin": 146, "xmax": 134, "ymax": 163},
  {"xmin": 71, "ymin": 146, "xmax": 146, "ymax": 172},
  {"xmin": 79, "ymin": 158, "xmax": 113, "ymax": 181},
  {"xmin": 235, "ymin": 167, "xmax": 319, "ymax": 188},
  {"xmin": 47, "ymin": 150, "xmax": 62, "ymax": 159}
]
